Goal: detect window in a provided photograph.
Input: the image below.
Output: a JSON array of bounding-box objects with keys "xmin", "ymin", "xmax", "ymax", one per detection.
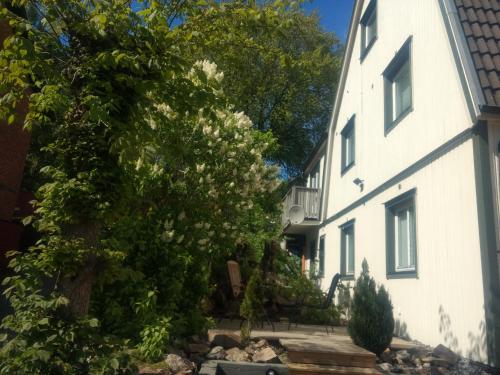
[
  {"xmin": 310, "ymin": 163, "xmax": 320, "ymax": 189},
  {"xmin": 341, "ymin": 116, "xmax": 355, "ymax": 174},
  {"xmin": 386, "ymin": 190, "xmax": 417, "ymax": 278},
  {"xmin": 360, "ymin": 0, "xmax": 377, "ymax": 60},
  {"xmin": 340, "ymin": 221, "xmax": 355, "ymax": 278},
  {"xmin": 383, "ymin": 37, "xmax": 413, "ymax": 133},
  {"xmin": 319, "ymin": 236, "xmax": 325, "ymax": 278},
  {"xmin": 309, "ymin": 239, "xmax": 317, "ymax": 277}
]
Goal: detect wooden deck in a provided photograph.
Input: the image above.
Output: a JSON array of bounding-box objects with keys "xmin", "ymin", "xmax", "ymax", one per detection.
[{"xmin": 214, "ymin": 321, "xmax": 396, "ymax": 374}]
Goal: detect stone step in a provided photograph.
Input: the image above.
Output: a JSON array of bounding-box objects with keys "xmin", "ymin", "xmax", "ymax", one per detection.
[
  {"xmin": 288, "ymin": 363, "xmax": 382, "ymax": 375},
  {"xmin": 281, "ymin": 338, "xmax": 377, "ymax": 368}
]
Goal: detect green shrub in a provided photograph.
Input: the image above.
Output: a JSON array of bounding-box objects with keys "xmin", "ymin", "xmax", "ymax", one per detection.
[
  {"xmin": 348, "ymin": 259, "xmax": 394, "ymax": 357},
  {"xmin": 240, "ymin": 270, "xmax": 266, "ymax": 339}
]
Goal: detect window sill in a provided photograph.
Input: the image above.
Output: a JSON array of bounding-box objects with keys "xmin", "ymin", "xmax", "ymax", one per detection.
[
  {"xmin": 360, "ymin": 36, "xmax": 377, "ymax": 62},
  {"xmin": 341, "ymin": 162, "xmax": 355, "ymax": 176},
  {"xmin": 386, "ymin": 270, "xmax": 418, "ymax": 279},
  {"xmin": 341, "ymin": 274, "xmax": 355, "ymax": 281},
  {"xmin": 384, "ymin": 106, "xmax": 413, "ymax": 136}
]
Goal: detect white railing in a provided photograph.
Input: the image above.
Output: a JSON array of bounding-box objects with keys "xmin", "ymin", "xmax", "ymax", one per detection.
[{"xmin": 282, "ymin": 186, "xmax": 321, "ymax": 226}]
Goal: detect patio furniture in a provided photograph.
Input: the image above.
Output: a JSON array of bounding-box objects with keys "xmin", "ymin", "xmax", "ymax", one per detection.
[
  {"xmin": 224, "ymin": 260, "xmax": 277, "ymax": 331},
  {"xmin": 279, "ymin": 273, "xmax": 341, "ymax": 334}
]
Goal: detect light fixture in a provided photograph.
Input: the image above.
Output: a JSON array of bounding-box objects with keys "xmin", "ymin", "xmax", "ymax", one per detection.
[{"xmin": 353, "ymin": 177, "xmax": 364, "ymax": 191}]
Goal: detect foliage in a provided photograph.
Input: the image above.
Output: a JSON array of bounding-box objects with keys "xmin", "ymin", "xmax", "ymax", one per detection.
[
  {"xmin": 0, "ymin": 0, "xmax": 280, "ymax": 370},
  {"xmin": 348, "ymin": 259, "xmax": 395, "ymax": 357},
  {"xmin": 240, "ymin": 270, "xmax": 266, "ymax": 327},
  {"xmin": 182, "ymin": 0, "xmax": 342, "ymax": 176},
  {"xmin": 0, "ymin": 251, "xmax": 135, "ymax": 375}
]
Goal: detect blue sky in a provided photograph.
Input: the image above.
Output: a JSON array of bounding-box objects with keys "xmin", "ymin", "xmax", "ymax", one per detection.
[{"xmin": 302, "ymin": 0, "xmax": 355, "ymax": 41}]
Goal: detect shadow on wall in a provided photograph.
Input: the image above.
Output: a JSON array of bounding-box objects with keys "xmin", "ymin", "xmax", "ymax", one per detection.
[
  {"xmin": 438, "ymin": 305, "xmax": 487, "ymax": 362},
  {"xmin": 394, "ymin": 318, "xmax": 411, "ymax": 340}
]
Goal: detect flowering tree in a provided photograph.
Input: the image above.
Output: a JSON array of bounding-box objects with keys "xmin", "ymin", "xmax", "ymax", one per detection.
[{"xmin": 0, "ymin": 1, "xmax": 279, "ymax": 371}]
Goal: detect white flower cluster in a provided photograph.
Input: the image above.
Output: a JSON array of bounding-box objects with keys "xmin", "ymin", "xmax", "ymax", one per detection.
[{"xmin": 190, "ymin": 60, "xmax": 224, "ymax": 83}]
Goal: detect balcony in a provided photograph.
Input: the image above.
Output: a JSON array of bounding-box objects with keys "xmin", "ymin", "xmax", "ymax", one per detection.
[{"xmin": 282, "ymin": 186, "xmax": 321, "ymax": 231}]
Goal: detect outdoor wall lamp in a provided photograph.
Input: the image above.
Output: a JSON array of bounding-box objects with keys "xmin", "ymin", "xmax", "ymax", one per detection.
[{"xmin": 353, "ymin": 177, "xmax": 364, "ymax": 191}]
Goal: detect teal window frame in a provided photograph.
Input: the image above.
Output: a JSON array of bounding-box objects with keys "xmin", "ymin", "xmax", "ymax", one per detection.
[
  {"xmin": 385, "ymin": 189, "xmax": 418, "ymax": 279},
  {"xmin": 383, "ymin": 37, "xmax": 413, "ymax": 135},
  {"xmin": 360, "ymin": 0, "xmax": 377, "ymax": 61},
  {"xmin": 309, "ymin": 239, "xmax": 317, "ymax": 277},
  {"xmin": 340, "ymin": 220, "xmax": 355, "ymax": 280},
  {"xmin": 341, "ymin": 115, "xmax": 355, "ymax": 175},
  {"xmin": 319, "ymin": 235, "xmax": 325, "ymax": 278}
]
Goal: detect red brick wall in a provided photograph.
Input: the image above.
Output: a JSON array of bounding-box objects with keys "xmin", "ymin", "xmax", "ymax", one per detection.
[{"xmin": 0, "ymin": 19, "xmax": 31, "ymax": 265}]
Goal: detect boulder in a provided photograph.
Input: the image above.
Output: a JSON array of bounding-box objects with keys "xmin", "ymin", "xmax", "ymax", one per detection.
[
  {"xmin": 206, "ymin": 346, "xmax": 226, "ymax": 360},
  {"xmin": 254, "ymin": 339, "xmax": 268, "ymax": 349},
  {"xmin": 432, "ymin": 344, "xmax": 459, "ymax": 364},
  {"xmin": 208, "ymin": 330, "xmax": 241, "ymax": 349},
  {"xmin": 139, "ymin": 366, "xmax": 169, "ymax": 375},
  {"xmin": 378, "ymin": 362, "xmax": 393, "ymax": 372},
  {"xmin": 225, "ymin": 347, "xmax": 250, "ymax": 362},
  {"xmin": 253, "ymin": 347, "xmax": 279, "ymax": 363},
  {"xmin": 164, "ymin": 354, "xmax": 195, "ymax": 374},
  {"xmin": 244, "ymin": 343, "xmax": 256, "ymax": 355}
]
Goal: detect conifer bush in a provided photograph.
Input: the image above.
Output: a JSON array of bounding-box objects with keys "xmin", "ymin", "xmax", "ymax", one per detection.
[{"xmin": 348, "ymin": 259, "xmax": 394, "ymax": 357}]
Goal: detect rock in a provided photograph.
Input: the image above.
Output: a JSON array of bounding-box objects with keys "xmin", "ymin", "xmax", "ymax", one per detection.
[
  {"xmin": 208, "ymin": 330, "xmax": 241, "ymax": 349},
  {"xmin": 189, "ymin": 353, "xmax": 205, "ymax": 366},
  {"xmin": 139, "ymin": 366, "xmax": 169, "ymax": 375},
  {"xmin": 378, "ymin": 362, "xmax": 393, "ymax": 372},
  {"xmin": 254, "ymin": 339, "xmax": 268, "ymax": 349},
  {"xmin": 187, "ymin": 343, "xmax": 210, "ymax": 355},
  {"xmin": 431, "ymin": 367, "xmax": 451, "ymax": 375},
  {"xmin": 252, "ymin": 347, "xmax": 279, "ymax": 363},
  {"xmin": 432, "ymin": 344, "xmax": 459, "ymax": 364},
  {"xmin": 421, "ymin": 356, "xmax": 452, "ymax": 367},
  {"xmin": 244, "ymin": 343, "xmax": 256, "ymax": 355},
  {"xmin": 164, "ymin": 354, "xmax": 195, "ymax": 374},
  {"xmin": 206, "ymin": 346, "xmax": 226, "ymax": 360},
  {"xmin": 396, "ymin": 350, "xmax": 411, "ymax": 363},
  {"xmin": 225, "ymin": 347, "xmax": 250, "ymax": 362}
]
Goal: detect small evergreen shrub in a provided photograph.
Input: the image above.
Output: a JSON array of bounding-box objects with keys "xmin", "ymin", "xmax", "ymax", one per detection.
[{"xmin": 348, "ymin": 259, "xmax": 394, "ymax": 357}]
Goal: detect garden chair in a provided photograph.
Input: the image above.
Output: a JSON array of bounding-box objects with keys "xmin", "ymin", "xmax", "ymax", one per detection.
[{"xmin": 280, "ymin": 273, "xmax": 341, "ymax": 334}]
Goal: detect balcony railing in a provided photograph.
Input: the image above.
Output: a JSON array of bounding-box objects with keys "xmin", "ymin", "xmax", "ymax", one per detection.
[{"xmin": 282, "ymin": 186, "xmax": 321, "ymax": 226}]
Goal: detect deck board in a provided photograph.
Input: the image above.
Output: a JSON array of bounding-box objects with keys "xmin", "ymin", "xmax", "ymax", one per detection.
[{"xmin": 281, "ymin": 338, "xmax": 376, "ymax": 368}]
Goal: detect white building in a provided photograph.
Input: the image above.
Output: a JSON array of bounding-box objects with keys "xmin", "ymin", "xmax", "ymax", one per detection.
[{"xmin": 282, "ymin": 0, "xmax": 500, "ymax": 366}]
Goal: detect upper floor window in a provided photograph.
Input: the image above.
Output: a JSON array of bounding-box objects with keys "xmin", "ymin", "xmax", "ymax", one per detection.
[
  {"xmin": 360, "ymin": 0, "xmax": 377, "ymax": 60},
  {"xmin": 386, "ymin": 189, "xmax": 417, "ymax": 278},
  {"xmin": 309, "ymin": 162, "xmax": 320, "ymax": 189},
  {"xmin": 341, "ymin": 115, "xmax": 355, "ymax": 174},
  {"xmin": 383, "ymin": 37, "xmax": 413, "ymax": 133},
  {"xmin": 340, "ymin": 220, "xmax": 355, "ymax": 279}
]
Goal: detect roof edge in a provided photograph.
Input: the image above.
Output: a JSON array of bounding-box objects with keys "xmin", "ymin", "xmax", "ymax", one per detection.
[
  {"xmin": 321, "ymin": 0, "xmax": 364, "ymax": 221},
  {"xmin": 438, "ymin": 0, "xmax": 486, "ymax": 121}
]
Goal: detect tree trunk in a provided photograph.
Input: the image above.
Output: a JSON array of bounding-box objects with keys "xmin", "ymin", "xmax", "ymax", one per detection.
[{"xmin": 60, "ymin": 222, "xmax": 100, "ymax": 318}]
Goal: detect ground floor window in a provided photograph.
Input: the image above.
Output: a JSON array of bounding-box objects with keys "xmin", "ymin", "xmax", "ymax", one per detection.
[
  {"xmin": 309, "ymin": 239, "xmax": 317, "ymax": 277},
  {"xmin": 340, "ymin": 220, "xmax": 355, "ymax": 279},
  {"xmin": 386, "ymin": 189, "xmax": 417, "ymax": 278},
  {"xmin": 319, "ymin": 235, "xmax": 325, "ymax": 277}
]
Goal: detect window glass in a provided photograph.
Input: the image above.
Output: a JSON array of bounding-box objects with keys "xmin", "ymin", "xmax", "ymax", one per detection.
[
  {"xmin": 386, "ymin": 191, "xmax": 417, "ymax": 277},
  {"xmin": 365, "ymin": 11, "xmax": 376, "ymax": 46},
  {"xmin": 341, "ymin": 222, "xmax": 355, "ymax": 277},
  {"xmin": 393, "ymin": 61, "xmax": 411, "ymax": 119}
]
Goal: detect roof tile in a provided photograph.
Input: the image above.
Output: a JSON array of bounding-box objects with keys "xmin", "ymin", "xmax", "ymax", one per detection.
[{"xmin": 454, "ymin": 0, "xmax": 500, "ymax": 107}]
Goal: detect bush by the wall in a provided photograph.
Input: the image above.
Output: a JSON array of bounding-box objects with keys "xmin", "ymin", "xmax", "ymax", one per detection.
[{"xmin": 348, "ymin": 259, "xmax": 394, "ymax": 357}]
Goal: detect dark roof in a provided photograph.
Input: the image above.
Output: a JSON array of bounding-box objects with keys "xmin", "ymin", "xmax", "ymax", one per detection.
[{"xmin": 454, "ymin": 0, "xmax": 500, "ymax": 107}]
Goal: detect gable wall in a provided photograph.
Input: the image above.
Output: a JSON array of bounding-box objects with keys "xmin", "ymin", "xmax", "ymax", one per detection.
[
  {"xmin": 319, "ymin": 0, "xmax": 490, "ymax": 363},
  {"xmin": 326, "ymin": 0, "xmax": 472, "ymax": 217}
]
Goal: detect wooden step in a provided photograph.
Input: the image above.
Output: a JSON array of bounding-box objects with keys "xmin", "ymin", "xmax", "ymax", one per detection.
[
  {"xmin": 288, "ymin": 363, "xmax": 382, "ymax": 375},
  {"xmin": 281, "ymin": 338, "xmax": 376, "ymax": 368}
]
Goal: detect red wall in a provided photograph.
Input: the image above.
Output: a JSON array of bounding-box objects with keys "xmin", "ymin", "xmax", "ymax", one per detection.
[{"xmin": 0, "ymin": 20, "xmax": 31, "ymax": 271}]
